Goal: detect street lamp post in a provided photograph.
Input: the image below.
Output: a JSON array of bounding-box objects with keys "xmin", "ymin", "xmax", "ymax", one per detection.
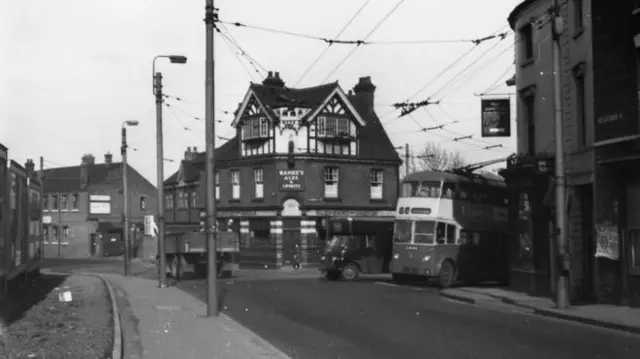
[
  {"xmin": 152, "ymin": 54, "xmax": 187, "ymax": 287},
  {"xmin": 122, "ymin": 120, "xmax": 139, "ymax": 276}
]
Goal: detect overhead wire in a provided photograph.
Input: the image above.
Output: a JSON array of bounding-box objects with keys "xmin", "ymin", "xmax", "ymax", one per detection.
[
  {"xmin": 217, "ymin": 23, "xmax": 267, "ymax": 76},
  {"xmin": 320, "ymin": 0, "xmax": 408, "ymax": 83},
  {"xmin": 217, "ymin": 27, "xmax": 260, "ymax": 82},
  {"xmin": 294, "ymin": 0, "xmax": 371, "ymax": 86}
]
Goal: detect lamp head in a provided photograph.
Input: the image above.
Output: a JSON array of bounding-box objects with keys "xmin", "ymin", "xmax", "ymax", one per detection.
[{"xmin": 168, "ymin": 55, "xmax": 188, "ymax": 64}]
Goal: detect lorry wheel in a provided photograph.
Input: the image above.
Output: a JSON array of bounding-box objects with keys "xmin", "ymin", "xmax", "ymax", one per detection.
[
  {"xmin": 340, "ymin": 263, "xmax": 360, "ymax": 281},
  {"xmin": 195, "ymin": 263, "xmax": 207, "ymax": 278},
  {"xmin": 325, "ymin": 271, "xmax": 340, "ymax": 281},
  {"xmin": 438, "ymin": 260, "xmax": 457, "ymax": 288}
]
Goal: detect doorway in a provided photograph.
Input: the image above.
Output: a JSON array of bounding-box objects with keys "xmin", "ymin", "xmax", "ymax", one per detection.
[
  {"xmin": 282, "ymin": 218, "xmax": 301, "ymax": 266},
  {"xmin": 579, "ymin": 184, "xmax": 595, "ymax": 301}
]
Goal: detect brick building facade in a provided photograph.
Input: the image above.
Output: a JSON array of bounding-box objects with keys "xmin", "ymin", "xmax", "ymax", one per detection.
[
  {"xmin": 506, "ymin": 0, "xmax": 640, "ymax": 307},
  {"xmin": 41, "ymin": 153, "xmax": 157, "ymax": 258},
  {"xmin": 164, "ymin": 73, "xmax": 401, "ymax": 269}
]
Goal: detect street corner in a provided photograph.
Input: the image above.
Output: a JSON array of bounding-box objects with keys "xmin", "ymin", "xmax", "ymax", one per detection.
[{"xmin": 0, "ymin": 274, "xmax": 118, "ymax": 359}]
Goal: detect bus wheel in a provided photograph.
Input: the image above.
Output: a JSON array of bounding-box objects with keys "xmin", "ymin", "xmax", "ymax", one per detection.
[
  {"xmin": 341, "ymin": 263, "xmax": 360, "ymax": 281},
  {"xmin": 438, "ymin": 260, "xmax": 457, "ymax": 288}
]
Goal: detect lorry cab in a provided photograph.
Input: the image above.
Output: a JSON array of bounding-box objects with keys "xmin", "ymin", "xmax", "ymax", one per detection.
[{"xmin": 320, "ymin": 217, "xmax": 393, "ymax": 281}]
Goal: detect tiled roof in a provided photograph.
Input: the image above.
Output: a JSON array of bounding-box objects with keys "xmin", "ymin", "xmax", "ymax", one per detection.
[
  {"xmin": 42, "ymin": 162, "xmax": 152, "ymax": 193},
  {"xmin": 348, "ymin": 94, "xmax": 402, "ymax": 162},
  {"xmin": 164, "ymin": 139, "xmax": 238, "ymax": 186}
]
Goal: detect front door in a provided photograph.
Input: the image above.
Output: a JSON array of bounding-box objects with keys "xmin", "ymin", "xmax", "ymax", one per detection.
[{"xmin": 282, "ymin": 218, "xmax": 300, "ymax": 266}]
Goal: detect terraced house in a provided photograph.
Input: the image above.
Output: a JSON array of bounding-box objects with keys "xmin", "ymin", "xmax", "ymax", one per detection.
[{"xmin": 164, "ymin": 72, "xmax": 401, "ymax": 268}]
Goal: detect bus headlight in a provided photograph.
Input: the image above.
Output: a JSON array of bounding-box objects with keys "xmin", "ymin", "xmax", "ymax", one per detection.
[
  {"xmin": 421, "ymin": 255, "xmax": 431, "ymax": 262},
  {"xmin": 393, "ymin": 253, "xmax": 400, "ymax": 260}
]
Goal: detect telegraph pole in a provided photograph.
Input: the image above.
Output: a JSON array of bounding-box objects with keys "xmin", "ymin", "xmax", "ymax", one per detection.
[
  {"xmin": 39, "ymin": 156, "xmax": 44, "ymax": 263},
  {"xmin": 204, "ymin": 0, "xmax": 219, "ymax": 316},
  {"xmin": 155, "ymin": 72, "xmax": 168, "ymax": 288},
  {"xmin": 57, "ymin": 193, "xmax": 62, "ymax": 257},
  {"xmin": 551, "ymin": 0, "xmax": 569, "ymax": 309},
  {"xmin": 405, "ymin": 143, "xmax": 410, "ymax": 177}
]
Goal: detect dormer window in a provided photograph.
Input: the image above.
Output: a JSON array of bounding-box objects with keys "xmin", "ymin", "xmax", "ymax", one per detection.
[
  {"xmin": 317, "ymin": 116, "xmax": 351, "ymax": 139},
  {"xmin": 241, "ymin": 117, "xmax": 269, "ymax": 141}
]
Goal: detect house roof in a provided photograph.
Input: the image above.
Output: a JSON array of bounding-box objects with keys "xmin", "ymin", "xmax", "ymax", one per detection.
[
  {"xmin": 164, "ymin": 139, "xmax": 238, "ymax": 186},
  {"xmin": 42, "ymin": 162, "xmax": 152, "ymax": 193},
  {"xmin": 347, "ymin": 93, "xmax": 401, "ymax": 162},
  {"xmin": 164, "ymin": 159, "xmax": 204, "ymax": 185}
]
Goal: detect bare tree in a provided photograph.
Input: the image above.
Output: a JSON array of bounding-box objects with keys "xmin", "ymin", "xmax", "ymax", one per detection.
[{"xmin": 410, "ymin": 142, "xmax": 466, "ymax": 172}]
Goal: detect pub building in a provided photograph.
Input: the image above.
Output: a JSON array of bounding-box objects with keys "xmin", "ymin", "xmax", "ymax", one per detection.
[{"xmin": 163, "ymin": 72, "xmax": 401, "ymax": 269}]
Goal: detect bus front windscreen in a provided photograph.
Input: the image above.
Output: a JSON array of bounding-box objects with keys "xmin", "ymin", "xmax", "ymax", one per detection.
[{"xmin": 394, "ymin": 220, "xmax": 412, "ymax": 243}]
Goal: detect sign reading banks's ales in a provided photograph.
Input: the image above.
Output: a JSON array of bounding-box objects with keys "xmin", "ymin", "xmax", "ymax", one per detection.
[{"xmin": 277, "ymin": 169, "xmax": 305, "ymax": 191}]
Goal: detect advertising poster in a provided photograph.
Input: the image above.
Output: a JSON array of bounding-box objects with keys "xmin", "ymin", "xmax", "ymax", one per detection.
[
  {"xmin": 595, "ymin": 225, "xmax": 619, "ymax": 260},
  {"xmin": 481, "ymin": 98, "xmax": 511, "ymax": 137}
]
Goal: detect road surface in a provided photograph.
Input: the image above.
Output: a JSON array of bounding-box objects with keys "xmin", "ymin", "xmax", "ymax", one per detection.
[{"xmin": 177, "ymin": 275, "xmax": 640, "ymax": 359}]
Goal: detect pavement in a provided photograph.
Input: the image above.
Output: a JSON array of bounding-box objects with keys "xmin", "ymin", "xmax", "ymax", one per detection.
[
  {"xmin": 441, "ymin": 286, "xmax": 640, "ymax": 334},
  {"xmin": 40, "ymin": 259, "xmax": 640, "ymax": 358}
]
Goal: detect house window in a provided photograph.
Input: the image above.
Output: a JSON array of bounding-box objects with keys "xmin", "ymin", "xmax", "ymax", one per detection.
[
  {"xmin": 43, "ymin": 225, "xmax": 49, "ymax": 242},
  {"xmin": 523, "ymin": 95, "xmax": 535, "ymax": 156},
  {"xmin": 574, "ymin": 66, "xmax": 586, "ymax": 147},
  {"xmin": 60, "ymin": 194, "xmax": 67, "ymax": 210},
  {"xmin": 241, "ymin": 117, "xmax": 269, "ymax": 140},
  {"xmin": 215, "ymin": 171, "xmax": 220, "ymax": 200},
  {"xmin": 191, "ymin": 190, "xmax": 197, "ymax": 208},
  {"xmin": 140, "ymin": 196, "xmax": 147, "ymax": 210},
  {"xmin": 370, "ymin": 169, "xmax": 383, "ymax": 200},
  {"xmin": 231, "ymin": 170, "xmax": 240, "ymax": 200},
  {"xmin": 165, "ymin": 192, "xmax": 173, "ymax": 210},
  {"xmin": 44, "ymin": 195, "xmax": 50, "ymax": 210},
  {"xmin": 573, "ymin": 0, "xmax": 583, "ymax": 34},
  {"xmin": 324, "ymin": 167, "xmax": 339, "ymax": 198},
  {"xmin": 254, "ymin": 168, "xmax": 264, "ymax": 199},
  {"xmin": 179, "ymin": 189, "xmax": 188, "ymax": 209},
  {"xmin": 519, "ymin": 23, "xmax": 534, "ymax": 62},
  {"xmin": 52, "ymin": 195, "xmax": 58, "ymax": 210},
  {"xmin": 52, "ymin": 226, "xmax": 59, "ymax": 243},
  {"xmin": 71, "ymin": 194, "xmax": 78, "ymax": 210}
]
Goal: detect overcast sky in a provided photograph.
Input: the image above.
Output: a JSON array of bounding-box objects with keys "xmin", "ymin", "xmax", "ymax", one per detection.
[{"xmin": 2, "ymin": 0, "xmax": 521, "ymax": 185}]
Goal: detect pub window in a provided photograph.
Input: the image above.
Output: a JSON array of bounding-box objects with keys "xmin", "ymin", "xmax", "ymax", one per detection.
[
  {"xmin": 191, "ymin": 191, "xmax": 197, "ymax": 208},
  {"xmin": 573, "ymin": 0, "xmax": 583, "ymax": 34},
  {"xmin": 370, "ymin": 169, "xmax": 383, "ymax": 199},
  {"xmin": 215, "ymin": 171, "xmax": 220, "ymax": 200},
  {"xmin": 60, "ymin": 194, "xmax": 67, "ymax": 210},
  {"xmin": 523, "ymin": 95, "xmax": 536, "ymax": 156},
  {"xmin": 71, "ymin": 193, "xmax": 78, "ymax": 209},
  {"xmin": 52, "ymin": 194, "xmax": 58, "ymax": 210},
  {"xmin": 573, "ymin": 65, "xmax": 587, "ymax": 147},
  {"xmin": 44, "ymin": 195, "xmax": 50, "ymax": 210},
  {"xmin": 241, "ymin": 117, "xmax": 268, "ymax": 140},
  {"xmin": 317, "ymin": 117, "xmax": 350, "ymax": 137},
  {"xmin": 324, "ymin": 167, "xmax": 339, "ymax": 198},
  {"xmin": 140, "ymin": 196, "xmax": 147, "ymax": 210},
  {"xmin": 52, "ymin": 226, "xmax": 59, "ymax": 243},
  {"xmin": 231, "ymin": 170, "xmax": 240, "ymax": 199},
  {"xmin": 519, "ymin": 23, "xmax": 534, "ymax": 62},
  {"xmin": 254, "ymin": 168, "xmax": 264, "ymax": 199},
  {"xmin": 43, "ymin": 225, "xmax": 49, "ymax": 242}
]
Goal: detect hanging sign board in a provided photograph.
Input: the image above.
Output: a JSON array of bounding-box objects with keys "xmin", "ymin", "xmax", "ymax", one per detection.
[{"xmin": 481, "ymin": 98, "xmax": 511, "ymax": 137}]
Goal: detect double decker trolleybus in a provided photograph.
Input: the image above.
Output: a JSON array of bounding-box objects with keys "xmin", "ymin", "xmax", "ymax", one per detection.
[{"xmin": 390, "ymin": 170, "xmax": 509, "ymax": 288}]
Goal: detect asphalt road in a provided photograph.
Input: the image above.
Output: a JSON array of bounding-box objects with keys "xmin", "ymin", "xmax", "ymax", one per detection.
[
  {"xmin": 42, "ymin": 257, "xmax": 155, "ymax": 277},
  {"xmin": 178, "ymin": 276, "xmax": 640, "ymax": 359}
]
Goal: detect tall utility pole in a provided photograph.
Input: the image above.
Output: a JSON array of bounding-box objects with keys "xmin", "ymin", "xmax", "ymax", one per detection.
[
  {"xmin": 551, "ymin": 0, "xmax": 569, "ymax": 309},
  {"xmin": 57, "ymin": 193, "xmax": 62, "ymax": 257},
  {"xmin": 122, "ymin": 127, "xmax": 130, "ymax": 276},
  {"xmin": 39, "ymin": 156, "xmax": 44, "ymax": 263},
  {"xmin": 405, "ymin": 143, "xmax": 410, "ymax": 177},
  {"xmin": 154, "ymin": 72, "xmax": 168, "ymax": 288},
  {"xmin": 204, "ymin": 0, "xmax": 219, "ymax": 317}
]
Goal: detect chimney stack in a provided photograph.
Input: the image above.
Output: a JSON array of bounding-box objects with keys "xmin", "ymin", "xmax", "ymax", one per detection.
[
  {"xmin": 80, "ymin": 153, "xmax": 93, "ymax": 189},
  {"xmin": 352, "ymin": 76, "xmax": 376, "ymax": 114},
  {"xmin": 104, "ymin": 152, "xmax": 113, "ymax": 164},
  {"xmin": 262, "ymin": 70, "xmax": 285, "ymax": 87},
  {"xmin": 184, "ymin": 146, "xmax": 197, "ymax": 161},
  {"xmin": 24, "ymin": 159, "xmax": 35, "ymax": 176}
]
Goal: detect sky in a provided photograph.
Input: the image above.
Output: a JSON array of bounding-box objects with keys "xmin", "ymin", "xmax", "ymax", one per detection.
[{"xmin": 1, "ymin": 0, "xmax": 522, "ymax": 185}]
